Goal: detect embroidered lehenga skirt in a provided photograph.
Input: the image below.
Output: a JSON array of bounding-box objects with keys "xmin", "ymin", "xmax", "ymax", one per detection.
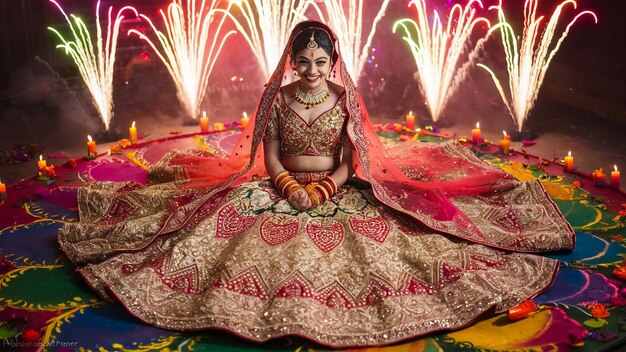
[{"xmin": 59, "ymin": 142, "xmax": 569, "ymax": 347}]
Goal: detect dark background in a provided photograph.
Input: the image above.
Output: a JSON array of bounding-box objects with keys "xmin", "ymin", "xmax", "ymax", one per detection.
[{"xmin": 0, "ymin": 0, "xmax": 624, "ymax": 149}]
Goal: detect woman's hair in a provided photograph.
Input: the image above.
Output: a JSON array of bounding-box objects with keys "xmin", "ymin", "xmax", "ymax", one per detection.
[{"xmin": 289, "ymin": 24, "xmax": 337, "ymax": 64}]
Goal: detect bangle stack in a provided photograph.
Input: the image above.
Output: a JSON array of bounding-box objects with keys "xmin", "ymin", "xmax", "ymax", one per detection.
[
  {"xmin": 275, "ymin": 171, "xmax": 302, "ymax": 198},
  {"xmin": 305, "ymin": 176, "xmax": 337, "ymax": 207}
]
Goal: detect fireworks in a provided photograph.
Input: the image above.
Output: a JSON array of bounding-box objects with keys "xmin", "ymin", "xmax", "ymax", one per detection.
[
  {"xmin": 128, "ymin": 0, "xmax": 238, "ymax": 119},
  {"xmin": 48, "ymin": 0, "xmax": 138, "ymax": 131},
  {"xmin": 226, "ymin": 0, "xmax": 311, "ymax": 81},
  {"xmin": 393, "ymin": 0, "xmax": 491, "ymax": 122},
  {"xmin": 312, "ymin": 0, "xmax": 391, "ymax": 83},
  {"xmin": 477, "ymin": 0, "xmax": 597, "ymax": 132}
]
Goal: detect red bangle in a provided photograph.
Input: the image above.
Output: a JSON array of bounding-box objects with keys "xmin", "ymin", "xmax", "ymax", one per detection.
[
  {"xmin": 275, "ymin": 171, "xmax": 290, "ymax": 186},
  {"xmin": 323, "ymin": 176, "xmax": 337, "ymax": 193}
]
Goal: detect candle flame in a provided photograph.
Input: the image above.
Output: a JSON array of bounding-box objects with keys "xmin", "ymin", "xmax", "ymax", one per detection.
[
  {"xmin": 503, "ymin": 130, "xmax": 507, "ymax": 137},
  {"xmin": 615, "ymin": 165, "xmax": 619, "ymax": 172},
  {"xmin": 202, "ymin": 111, "xmax": 206, "ymax": 118},
  {"xmin": 409, "ymin": 111, "xmax": 413, "ymax": 116},
  {"xmin": 88, "ymin": 135, "xmax": 93, "ymax": 142},
  {"xmin": 476, "ymin": 122, "xmax": 480, "ymax": 129},
  {"xmin": 108, "ymin": 148, "xmax": 111, "ymax": 156},
  {"xmin": 568, "ymin": 151, "xmax": 571, "ymax": 157},
  {"xmin": 131, "ymin": 121, "xmax": 136, "ymax": 128},
  {"xmin": 39, "ymin": 155, "xmax": 43, "ymax": 161},
  {"xmin": 243, "ymin": 112, "xmax": 248, "ymax": 118}
]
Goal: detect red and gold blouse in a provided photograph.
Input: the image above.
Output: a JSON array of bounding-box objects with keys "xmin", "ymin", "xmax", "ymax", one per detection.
[{"xmin": 263, "ymin": 90, "xmax": 347, "ymax": 158}]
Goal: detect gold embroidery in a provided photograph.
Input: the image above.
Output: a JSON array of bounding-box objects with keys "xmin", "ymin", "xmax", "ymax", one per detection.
[
  {"xmin": 65, "ymin": 181, "xmax": 560, "ymax": 347},
  {"xmin": 266, "ymin": 91, "xmax": 346, "ymax": 158}
]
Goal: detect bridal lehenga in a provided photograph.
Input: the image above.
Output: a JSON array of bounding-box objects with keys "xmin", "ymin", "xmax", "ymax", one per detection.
[{"xmin": 58, "ymin": 21, "xmax": 573, "ymax": 347}]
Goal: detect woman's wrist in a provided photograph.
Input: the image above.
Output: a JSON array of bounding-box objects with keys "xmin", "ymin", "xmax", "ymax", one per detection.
[{"xmin": 274, "ymin": 171, "xmax": 305, "ymax": 199}]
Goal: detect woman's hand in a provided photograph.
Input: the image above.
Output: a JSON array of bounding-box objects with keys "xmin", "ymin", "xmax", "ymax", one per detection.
[{"xmin": 287, "ymin": 187, "xmax": 312, "ymax": 210}]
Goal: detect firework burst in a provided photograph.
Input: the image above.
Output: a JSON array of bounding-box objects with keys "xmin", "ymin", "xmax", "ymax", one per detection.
[
  {"xmin": 128, "ymin": 0, "xmax": 238, "ymax": 119},
  {"xmin": 311, "ymin": 0, "xmax": 391, "ymax": 83},
  {"xmin": 393, "ymin": 0, "xmax": 491, "ymax": 122},
  {"xmin": 225, "ymin": 0, "xmax": 312, "ymax": 81},
  {"xmin": 477, "ymin": 0, "xmax": 597, "ymax": 132},
  {"xmin": 48, "ymin": 0, "xmax": 138, "ymax": 130}
]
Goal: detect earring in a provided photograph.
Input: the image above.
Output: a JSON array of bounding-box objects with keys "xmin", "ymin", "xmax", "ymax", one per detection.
[{"xmin": 332, "ymin": 68, "xmax": 336, "ymax": 79}]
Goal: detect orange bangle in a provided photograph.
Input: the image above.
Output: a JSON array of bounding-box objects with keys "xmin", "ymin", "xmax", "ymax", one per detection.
[
  {"xmin": 275, "ymin": 171, "xmax": 290, "ymax": 186},
  {"xmin": 280, "ymin": 179, "xmax": 298, "ymax": 195},
  {"xmin": 319, "ymin": 181, "xmax": 334, "ymax": 199},
  {"xmin": 315, "ymin": 184, "xmax": 330, "ymax": 201},
  {"xmin": 308, "ymin": 187, "xmax": 323, "ymax": 206},
  {"xmin": 277, "ymin": 175, "xmax": 295, "ymax": 191},
  {"xmin": 322, "ymin": 176, "xmax": 337, "ymax": 194},
  {"xmin": 284, "ymin": 183, "xmax": 302, "ymax": 198}
]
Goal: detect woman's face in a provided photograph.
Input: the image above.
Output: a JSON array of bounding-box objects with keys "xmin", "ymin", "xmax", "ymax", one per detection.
[{"xmin": 293, "ymin": 47, "xmax": 331, "ymax": 92}]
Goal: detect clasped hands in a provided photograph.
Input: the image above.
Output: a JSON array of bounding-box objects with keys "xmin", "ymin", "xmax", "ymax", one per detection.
[{"xmin": 274, "ymin": 171, "xmax": 337, "ymax": 211}]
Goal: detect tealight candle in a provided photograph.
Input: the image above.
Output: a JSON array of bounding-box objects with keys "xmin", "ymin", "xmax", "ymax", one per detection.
[
  {"xmin": 611, "ymin": 165, "xmax": 621, "ymax": 189},
  {"xmin": 213, "ymin": 122, "xmax": 224, "ymax": 131},
  {"xmin": 87, "ymin": 135, "xmax": 97, "ymax": 155},
  {"xmin": 0, "ymin": 178, "xmax": 6, "ymax": 201},
  {"xmin": 37, "ymin": 155, "xmax": 47, "ymax": 171},
  {"xmin": 564, "ymin": 151, "xmax": 574, "ymax": 172},
  {"xmin": 499, "ymin": 130, "xmax": 510, "ymax": 154},
  {"xmin": 405, "ymin": 111, "xmax": 415, "ymax": 130},
  {"xmin": 200, "ymin": 111, "xmax": 209, "ymax": 133},
  {"xmin": 471, "ymin": 122, "xmax": 481, "ymax": 143},
  {"xmin": 240, "ymin": 112, "xmax": 250, "ymax": 128},
  {"xmin": 129, "ymin": 121, "xmax": 138, "ymax": 144}
]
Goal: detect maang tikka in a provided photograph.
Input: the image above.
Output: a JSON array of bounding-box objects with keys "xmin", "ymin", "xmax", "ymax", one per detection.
[{"xmin": 307, "ymin": 31, "xmax": 319, "ymax": 51}]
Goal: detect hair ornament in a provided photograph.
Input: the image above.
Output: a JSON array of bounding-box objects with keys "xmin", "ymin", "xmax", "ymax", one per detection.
[{"xmin": 307, "ymin": 31, "xmax": 319, "ymax": 51}]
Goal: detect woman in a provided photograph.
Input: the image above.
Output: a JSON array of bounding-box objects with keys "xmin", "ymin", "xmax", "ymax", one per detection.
[{"xmin": 59, "ymin": 21, "xmax": 573, "ymax": 347}]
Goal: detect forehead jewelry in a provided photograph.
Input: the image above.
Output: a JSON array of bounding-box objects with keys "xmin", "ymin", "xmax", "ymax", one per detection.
[{"xmin": 307, "ymin": 31, "xmax": 319, "ymax": 51}]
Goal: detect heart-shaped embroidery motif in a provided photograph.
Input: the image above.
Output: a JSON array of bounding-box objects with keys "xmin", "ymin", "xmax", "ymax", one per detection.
[
  {"xmin": 306, "ymin": 219, "xmax": 344, "ymax": 253},
  {"xmin": 215, "ymin": 203, "xmax": 257, "ymax": 238},
  {"xmin": 349, "ymin": 215, "xmax": 389, "ymax": 243},
  {"xmin": 259, "ymin": 215, "xmax": 299, "ymax": 246}
]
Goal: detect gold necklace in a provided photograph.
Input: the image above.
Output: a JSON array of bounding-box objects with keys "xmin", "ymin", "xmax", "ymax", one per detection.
[{"xmin": 293, "ymin": 81, "xmax": 330, "ymax": 109}]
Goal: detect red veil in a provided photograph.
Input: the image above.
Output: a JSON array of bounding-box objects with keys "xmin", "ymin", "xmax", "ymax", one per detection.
[{"xmin": 155, "ymin": 21, "xmax": 573, "ymax": 253}]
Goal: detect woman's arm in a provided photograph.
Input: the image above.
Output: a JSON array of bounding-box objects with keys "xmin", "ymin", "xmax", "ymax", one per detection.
[
  {"xmin": 264, "ymin": 140, "xmax": 286, "ymax": 180},
  {"xmin": 329, "ymin": 142, "xmax": 354, "ymax": 188}
]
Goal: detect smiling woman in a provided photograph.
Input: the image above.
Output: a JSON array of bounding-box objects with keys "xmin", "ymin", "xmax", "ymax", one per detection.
[{"xmin": 58, "ymin": 20, "xmax": 575, "ymax": 348}]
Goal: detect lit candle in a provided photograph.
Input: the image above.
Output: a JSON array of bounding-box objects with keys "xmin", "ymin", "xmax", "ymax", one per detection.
[
  {"xmin": 405, "ymin": 111, "xmax": 415, "ymax": 130},
  {"xmin": 499, "ymin": 130, "xmax": 510, "ymax": 154},
  {"xmin": 129, "ymin": 121, "xmax": 138, "ymax": 144},
  {"xmin": 37, "ymin": 155, "xmax": 47, "ymax": 171},
  {"xmin": 87, "ymin": 135, "xmax": 97, "ymax": 155},
  {"xmin": 200, "ymin": 111, "xmax": 209, "ymax": 133},
  {"xmin": 240, "ymin": 112, "xmax": 250, "ymax": 128},
  {"xmin": 0, "ymin": 178, "xmax": 6, "ymax": 201},
  {"xmin": 611, "ymin": 165, "xmax": 621, "ymax": 189},
  {"xmin": 564, "ymin": 151, "xmax": 574, "ymax": 172},
  {"xmin": 592, "ymin": 168, "xmax": 606, "ymax": 187},
  {"xmin": 471, "ymin": 122, "xmax": 481, "ymax": 143}
]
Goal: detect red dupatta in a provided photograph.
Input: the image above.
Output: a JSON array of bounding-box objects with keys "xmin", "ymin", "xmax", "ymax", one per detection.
[{"xmin": 155, "ymin": 21, "xmax": 573, "ymax": 253}]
